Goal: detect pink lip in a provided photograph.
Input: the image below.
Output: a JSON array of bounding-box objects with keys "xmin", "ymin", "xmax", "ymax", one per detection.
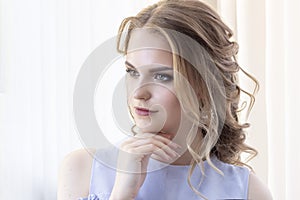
[{"xmin": 134, "ymin": 107, "xmax": 157, "ymax": 116}]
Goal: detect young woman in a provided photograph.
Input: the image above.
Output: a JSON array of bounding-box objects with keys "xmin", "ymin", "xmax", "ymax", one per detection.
[{"xmin": 58, "ymin": 0, "xmax": 272, "ymax": 199}]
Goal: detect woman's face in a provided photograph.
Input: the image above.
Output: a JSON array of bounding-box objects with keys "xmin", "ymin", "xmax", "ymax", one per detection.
[{"xmin": 125, "ymin": 29, "xmax": 182, "ymax": 139}]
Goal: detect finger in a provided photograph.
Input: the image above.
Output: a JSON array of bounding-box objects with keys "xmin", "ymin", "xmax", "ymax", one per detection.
[
  {"xmin": 135, "ymin": 132, "xmax": 181, "ymax": 149},
  {"xmin": 126, "ymin": 138, "xmax": 180, "ymax": 158},
  {"xmin": 150, "ymin": 153, "xmax": 176, "ymax": 163},
  {"xmin": 133, "ymin": 144, "xmax": 173, "ymax": 161},
  {"xmin": 121, "ymin": 133, "xmax": 181, "ymax": 150},
  {"xmin": 157, "ymin": 132, "xmax": 173, "ymax": 140}
]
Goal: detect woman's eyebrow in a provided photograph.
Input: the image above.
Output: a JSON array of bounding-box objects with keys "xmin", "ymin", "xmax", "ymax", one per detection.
[
  {"xmin": 125, "ymin": 61, "xmax": 173, "ymax": 72},
  {"xmin": 125, "ymin": 61, "xmax": 136, "ymax": 68}
]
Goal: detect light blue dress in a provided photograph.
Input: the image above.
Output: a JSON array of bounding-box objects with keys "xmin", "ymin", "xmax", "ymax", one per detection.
[{"xmin": 79, "ymin": 147, "xmax": 249, "ymax": 200}]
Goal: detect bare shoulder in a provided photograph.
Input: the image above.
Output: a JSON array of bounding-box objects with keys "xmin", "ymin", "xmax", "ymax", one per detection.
[
  {"xmin": 57, "ymin": 148, "xmax": 96, "ymax": 200},
  {"xmin": 248, "ymin": 172, "xmax": 273, "ymax": 200}
]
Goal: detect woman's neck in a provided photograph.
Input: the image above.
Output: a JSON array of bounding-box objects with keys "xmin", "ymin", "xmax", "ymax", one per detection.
[{"xmin": 170, "ymin": 150, "xmax": 193, "ymax": 166}]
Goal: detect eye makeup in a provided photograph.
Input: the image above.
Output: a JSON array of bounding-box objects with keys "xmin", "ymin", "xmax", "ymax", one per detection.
[{"xmin": 125, "ymin": 61, "xmax": 173, "ymax": 82}]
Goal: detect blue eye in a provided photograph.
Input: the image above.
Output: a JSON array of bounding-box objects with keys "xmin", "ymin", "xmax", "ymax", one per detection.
[
  {"xmin": 154, "ymin": 73, "xmax": 173, "ymax": 81},
  {"xmin": 126, "ymin": 68, "xmax": 139, "ymax": 77}
]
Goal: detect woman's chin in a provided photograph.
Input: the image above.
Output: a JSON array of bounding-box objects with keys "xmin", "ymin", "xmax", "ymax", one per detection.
[
  {"xmin": 136, "ymin": 126, "xmax": 175, "ymax": 140},
  {"xmin": 137, "ymin": 126, "xmax": 160, "ymax": 134}
]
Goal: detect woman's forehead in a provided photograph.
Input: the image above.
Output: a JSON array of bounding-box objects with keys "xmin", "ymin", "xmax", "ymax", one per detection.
[
  {"xmin": 126, "ymin": 48, "xmax": 173, "ymax": 69},
  {"xmin": 127, "ymin": 28, "xmax": 172, "ymax": 53},
  {"xmin": 125, "ymin": 60, "xmax": 173, "ymax": 71}
]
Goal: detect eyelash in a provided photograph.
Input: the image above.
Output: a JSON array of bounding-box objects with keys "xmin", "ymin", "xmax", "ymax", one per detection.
[
  {"xmin": 153, "ymin": 73, "xmax": 173, "ymax": 81},
  {"xmin": 125, "ymin": 68, "xmax": 173, "ymax": 81},
  {"xmin": 125, "ymin": 68, "xmax": 139, "ymax": 77}
]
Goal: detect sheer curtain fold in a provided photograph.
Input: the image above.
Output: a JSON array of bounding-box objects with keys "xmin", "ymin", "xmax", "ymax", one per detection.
[
  {"xmin": 213, "ymin": 0, "xmax": 269, "ymax": 184},
  {"xmin": 215, "ymin": 0, "xmax": 300, "ymax": 199},
  {"xmin": 282, "ymin": 0, "xmax": 300, "ymax": 199},
  {"xmin": 265, "ymin": 0, "xmax": 286, "ymax": 199},
  {"xmin": 0, "ymin": 0, "xmax": 157, "ymax": 199},
  {"xmin": 266, "ymin": 0, "xmax": 300, "ymax": 198}
]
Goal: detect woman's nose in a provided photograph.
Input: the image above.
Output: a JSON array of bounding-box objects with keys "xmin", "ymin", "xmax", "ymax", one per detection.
[{"xmin": 133, "ymin": 85, "xmax": 151, "ymax": 100}]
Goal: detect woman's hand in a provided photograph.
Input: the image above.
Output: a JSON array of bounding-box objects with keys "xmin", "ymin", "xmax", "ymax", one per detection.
[{"xmin": 109, "ymin": 132, "xmax": 181, "ymax": 200}]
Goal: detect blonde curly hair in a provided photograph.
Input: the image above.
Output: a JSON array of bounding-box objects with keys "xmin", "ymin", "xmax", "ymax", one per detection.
[{"xmin": 117, "ymin": 0, "xmax": 258, "ymax": 198}]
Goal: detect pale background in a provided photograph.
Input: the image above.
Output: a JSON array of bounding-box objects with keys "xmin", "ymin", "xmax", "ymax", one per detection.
[{"xmin": 0, "ymin": 0, "xmax": 299, "ymax": 199}]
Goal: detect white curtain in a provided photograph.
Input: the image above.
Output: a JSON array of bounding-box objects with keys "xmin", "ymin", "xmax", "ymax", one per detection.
[
  {"xmin": 0, "ymin": 0, "xmax": 156, "ymax": 199},
  {"xmin": 265, "ymin": 0, "xmax": 300, "ymax": 199},
  {"xmin": 212, "ymin": 0, "xmax": 300, "ymax": 199},
  {"xmin": 1, "ymin": 0, "xmax": 299, "ymax": 199}
]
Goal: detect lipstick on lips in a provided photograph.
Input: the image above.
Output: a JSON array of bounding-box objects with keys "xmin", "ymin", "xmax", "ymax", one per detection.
[{"xmin": 134, "ymin": 107, "xmax": 157, "ymax": 116}]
